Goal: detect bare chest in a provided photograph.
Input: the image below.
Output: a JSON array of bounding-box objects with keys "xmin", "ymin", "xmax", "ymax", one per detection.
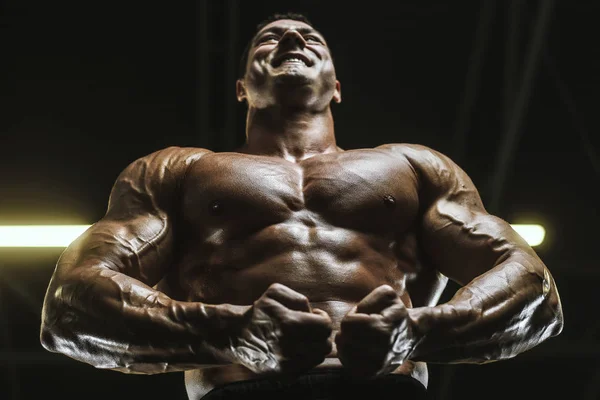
[{"xmin": 180, "ymin": 150, "xmax": 420, "ymax": 238}]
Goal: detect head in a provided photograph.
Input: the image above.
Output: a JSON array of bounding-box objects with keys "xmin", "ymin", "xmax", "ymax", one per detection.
[{"xmin": 236, "ymin": 12, "xmax": 341, "ymax": 110}]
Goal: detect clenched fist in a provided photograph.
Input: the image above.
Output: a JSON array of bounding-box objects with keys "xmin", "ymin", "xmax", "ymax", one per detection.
[
  {"xmin": 335, "ymin": 285, "xmax": 420, "ymax": 377},
  {"xmin": 229, "ymin": 283, "xmax": 333, "ymax": 375}
]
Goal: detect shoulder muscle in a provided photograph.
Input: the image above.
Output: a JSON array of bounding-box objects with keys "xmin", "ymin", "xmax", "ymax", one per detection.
[{"xmin": 107, "ymin": 146, "xmax": 211, "ymax": 216}]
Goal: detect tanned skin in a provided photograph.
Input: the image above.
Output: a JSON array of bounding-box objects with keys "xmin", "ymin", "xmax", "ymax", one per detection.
[{"xmin": 40, "ymin": 19, "xmax": 564, "ymax": 399}]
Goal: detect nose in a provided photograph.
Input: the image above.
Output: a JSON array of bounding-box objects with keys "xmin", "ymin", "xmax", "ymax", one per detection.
[{"xmin": 278, "ymin": 29, "xmax": 306, "ymax": 50}]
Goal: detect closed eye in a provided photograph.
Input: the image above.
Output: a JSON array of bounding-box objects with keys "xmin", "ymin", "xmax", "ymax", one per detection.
[
  {"xmin": 257, "ymin": 34, "xmax": 279, "ymax": 44},
  {"xmin": 305, "ymin": 35, "xmax": 323, "ymax": 43}
]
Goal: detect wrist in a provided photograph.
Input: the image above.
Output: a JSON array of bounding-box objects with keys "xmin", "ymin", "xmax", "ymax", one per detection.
[
  {"xmin": 184, "ymin": 302, "xmax": 251, "ymax": 365},
  {"xmin": 404, "ymin": 306, "xmax": 437, "ymax": 361},
  {"xmin": 407, "ymin": 306, "xmax": 434, "ymax": 332},
  {"xmin": 406, "ymin": 303, "xmax": 476, "ymax": 362}
]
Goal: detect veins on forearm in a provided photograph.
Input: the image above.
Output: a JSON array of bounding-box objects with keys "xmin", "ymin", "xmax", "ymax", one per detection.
[
  {"xmin": 411, "ymin": 260, "xmax": 561, "ymax": 363},
  {"xmin": 45, "ymin": 268, "xmax": 240, "ymax": 372}
]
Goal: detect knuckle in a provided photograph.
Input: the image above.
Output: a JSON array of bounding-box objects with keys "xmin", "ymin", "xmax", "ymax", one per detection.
[
  {"xmin": 298, "ymin": 293, "xmax": 310, "ymax": 304},
  {"xmin": 378, "ymin": 284, "xmax": 397, "ymax": 297},
  {"xmin": 281, "ymin": 313, "xmax": 300, "ymax": 328},
  {"xmin": 267, "ymin": 282, "xmax": 285, "ymax": 293},
  {"xmin": 382, "ymin": 304, "xmax": 407, "ymax": 320},
  {"xmin": 254, "ymin": 296, "xmax": 277, "ymax": 311},
  {"xmin": 253, "ymin": 297, "xmax": 266, "ymax": 307}
]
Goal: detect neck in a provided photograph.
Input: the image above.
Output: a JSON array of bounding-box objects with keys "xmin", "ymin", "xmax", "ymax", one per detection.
[{"xmin": 242, "ymin": 105, "xmax": 339, "ymax": 162}]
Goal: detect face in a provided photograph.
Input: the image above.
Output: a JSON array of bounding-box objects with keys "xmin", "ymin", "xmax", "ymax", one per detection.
[{"xmin": 237, "ymin": 19, "xmax": 341, "ymax": 108}]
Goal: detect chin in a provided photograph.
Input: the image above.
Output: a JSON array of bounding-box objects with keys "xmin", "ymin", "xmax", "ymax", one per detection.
[{"xmin": 274, "ymin": 69, "xmax": 311, "ymax": 82}]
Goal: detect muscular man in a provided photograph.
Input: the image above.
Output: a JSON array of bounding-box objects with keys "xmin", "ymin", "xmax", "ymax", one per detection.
[{"xmin": 40, "ymin": 13, "xmax": 564, "ymax": 400}]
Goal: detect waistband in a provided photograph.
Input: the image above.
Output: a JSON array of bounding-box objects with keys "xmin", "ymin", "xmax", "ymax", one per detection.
[{"xmin": 202, "ymin": 368, "xmax": 427, "ymax": 400}]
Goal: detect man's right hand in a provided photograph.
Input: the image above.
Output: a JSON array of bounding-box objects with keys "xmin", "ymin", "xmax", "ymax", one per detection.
[{"xmin": 229, "ymin": 283, "xmax": 333, "ymax": 375}]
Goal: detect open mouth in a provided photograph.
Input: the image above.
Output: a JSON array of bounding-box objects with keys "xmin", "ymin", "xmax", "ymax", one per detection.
[{"xmin": 273, "ymin": 53, "xmax": 311, "ymax": 67}]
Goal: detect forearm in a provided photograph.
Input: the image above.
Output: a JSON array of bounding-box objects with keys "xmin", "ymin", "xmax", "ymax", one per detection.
[
  {"xmin": 408, "ymin": 253, "xmax": 563, "ymax": 364},
  {"xmin": 41, "ymin": 265, "xmax": 249, "ymax": 374}
]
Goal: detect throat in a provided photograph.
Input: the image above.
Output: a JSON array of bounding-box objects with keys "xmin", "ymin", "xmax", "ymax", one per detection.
[{"xmin": 241, "ymin": 106, "xmax": 339, "ymax": 161}]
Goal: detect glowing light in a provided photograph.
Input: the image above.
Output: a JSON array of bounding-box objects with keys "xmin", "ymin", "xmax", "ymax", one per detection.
[
  {"xmin": 511, "ymin": 224, "xmax": 546, "ymax": 247},
  {"xmin": 0, "ymin": 225, "xmax": 90, "ymax": 247},
  {"xmin": 0, "ymin": 223, "xmax": 546, "ymax": 248}
]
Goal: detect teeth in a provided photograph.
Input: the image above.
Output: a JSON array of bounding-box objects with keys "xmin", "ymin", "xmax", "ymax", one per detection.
[{"xmin": 280, "ymin": 57, "xmax": 306, "ymax": 65}]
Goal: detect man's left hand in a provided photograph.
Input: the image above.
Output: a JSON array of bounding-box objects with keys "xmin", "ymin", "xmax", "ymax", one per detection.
[{"xmin": 335, "ymin": 285, "xmax": 420, "ymax": 377}]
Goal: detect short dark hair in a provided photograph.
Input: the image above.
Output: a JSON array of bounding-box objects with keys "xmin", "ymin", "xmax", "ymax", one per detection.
[{"xmin": 238, "ymin": 12, "xmax": 315, "ymax": 78}]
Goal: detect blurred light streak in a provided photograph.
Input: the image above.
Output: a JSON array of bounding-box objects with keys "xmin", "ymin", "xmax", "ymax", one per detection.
[
  {"xmin": 0, "ymin": 225, "xmax": 89, "ymax": 247},
  {"xmin": 0, "ymin": 224, "xmax": 545, "ymax": 247},
  {"xmin": 511, "ymin": 224, "xmax": 545, "ymax": 247}
]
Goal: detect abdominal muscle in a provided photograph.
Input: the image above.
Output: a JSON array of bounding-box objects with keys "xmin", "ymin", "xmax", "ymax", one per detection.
[
  {"xmin": 179, "ymin": 223, "xmax": 428, "ymax": 398},
  {"xmin": 183, "ymin": 299, "xmax": 428, "ymax": 399}
]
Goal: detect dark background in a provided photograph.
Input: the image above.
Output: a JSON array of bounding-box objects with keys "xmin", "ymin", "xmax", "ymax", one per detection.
[{"xmin": 1, "ymin": 0, "xmax": 599, "ymax": 399}]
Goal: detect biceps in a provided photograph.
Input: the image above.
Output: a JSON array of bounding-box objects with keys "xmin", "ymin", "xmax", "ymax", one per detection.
[
  {"xmin": 60, "ymin": 212, "xmax": 174, "ymax": 286},
  {"xmin": 420, "ymin": 200, "xmax": 522, "ymax": 285}
]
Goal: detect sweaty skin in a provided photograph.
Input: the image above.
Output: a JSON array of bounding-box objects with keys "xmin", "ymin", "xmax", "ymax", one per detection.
[
  {"xmin": 40, "ymin": 18, "xmax": 563, "ymax": 400},
  {"xmin": 40, "ymin": 145, "xmax": 563, "ymax": 395}
]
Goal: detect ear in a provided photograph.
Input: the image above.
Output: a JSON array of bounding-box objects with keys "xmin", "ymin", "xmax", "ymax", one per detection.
[
  {"xmin": 333, "ymin": 80, "xmax": 342, "ymax": 103},
  {"xmin": 236, "ymin": 79, "xmax": 247, "ymax": 102}
]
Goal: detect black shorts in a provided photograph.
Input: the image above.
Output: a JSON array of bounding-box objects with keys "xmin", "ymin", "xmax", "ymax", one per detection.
[{"xmin": 202, "ymin": 368, "xmax": 427, "ymax": 400}]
